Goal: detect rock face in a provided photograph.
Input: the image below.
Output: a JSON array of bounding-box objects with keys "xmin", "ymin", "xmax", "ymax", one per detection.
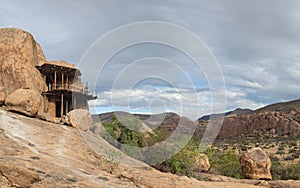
[
  {"xmin": 5, "ymin": 89, "xmax": 45, "ymax": 117},
  {"xmin": 240, "ymin": 148, "xmax": 272, "ymax": 180},
  {"xmin": 66, "ymin": 109, "xmax": 93, "ymax": 131},
  {"xmin": 219, "ymin": 111, "xmax": 300, "ymax": 139},
  {"xmin": 0, "ymin": 162, "xmax": 40, "ymax": 188},
  {"xmin": 195, "ymin": 99, "xmax": 300, "ymax": 140},
  {"xmin": 0, "ymin": 28, "xmax": 46, "ymax": 97},
  {"xmin": 194, "ymin": 154, "xmax": 210, "ymax": 172},
  {"xmin": 195, "ymin": 111, "xmax": 300, "ymax": 140}
]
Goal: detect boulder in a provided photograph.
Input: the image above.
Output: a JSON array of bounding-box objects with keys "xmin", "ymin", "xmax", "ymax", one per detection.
[
  {"xmin": 240, "ymin": 147, "xmax": 272, "ymax": 180},
  {"xmin": 36, "ymin": 112, "xmax": 54, "ymax": 123},
  {"xmin": 0, "ymin": 86, "xmax": 6, "ymax": 105},
  {"xmin": 91, "ymin": 122, "xmax": 103, "ymax": 135},
  {"xmin": 194, "ymin": 153, "xmax": 210, "ymax": 172},
  {"xmin": 0, "ymin": 28, "xmax": 46, "ymax": 97},
  {"xmin": 5, "ymin": 89, "xmax": 43, "ymax": 117},
  {"xmin": 66, "ymin": 109, "xmax": 93, "ymax": 131}
]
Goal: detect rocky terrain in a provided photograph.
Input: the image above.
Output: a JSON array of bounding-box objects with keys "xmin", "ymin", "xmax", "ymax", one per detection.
[
  {"xmin": 94, "ymin": 100, "xmax": 300, "ymax": 184},
  {"xmin": 1, "ymin": 27, "xmax": 299, "ymax": 187},
  {"xmin": 0, "ymin": 108, "xmax": 280, "ymax": 188},
  {"xmin": 196, "ymin": 99, "xmax": 300, "ymax": 140}
]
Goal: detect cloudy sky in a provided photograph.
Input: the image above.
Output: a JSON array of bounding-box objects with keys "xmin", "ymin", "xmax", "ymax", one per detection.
[{"xmin": 1, "ymin": 0, "xmax": 300, "ymax": 120}]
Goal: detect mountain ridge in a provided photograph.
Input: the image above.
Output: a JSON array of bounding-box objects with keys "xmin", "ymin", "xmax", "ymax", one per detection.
[{"xmin": 94, "ymin": 98, "xmax": 300, "ymax": 140}]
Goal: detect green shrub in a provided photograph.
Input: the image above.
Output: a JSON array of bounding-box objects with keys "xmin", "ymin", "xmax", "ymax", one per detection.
[
  {"xmin": 171, "ymin": 161, "xmax": 184, "ymax": 175},
  {"xmin": 291, "ymin": 141, "xmax": 298, "ymax": 147},
  {"xmin": 276, "ymin": 150, "xmax": 285, "ymax": 155},
  {"xmin": 162, "ymin": 138, "xmax": 201, "ymax": 176},
  {"xmin": 278, "ymin": 146, "xmax": 285, "ymax": 150},
  {"xmin": 271, "ymin": 162, "xmax": 300, "ymax": 180},
  {"xmin": 205, "ymin": 149, "xmax": 244, "ymax": 179},
  {"xmin": 101, "ymin": 115, "xmax": 157, "ymax": 159}
]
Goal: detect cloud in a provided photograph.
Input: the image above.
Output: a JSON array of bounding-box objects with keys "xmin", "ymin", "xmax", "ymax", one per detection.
[
  {"xmin": 1, "ymin": 0, "xmax": 300, "ymax": 119},
  {"xmin": 89, "ymin": 86, "xmax": 264, "ymax": 120}
]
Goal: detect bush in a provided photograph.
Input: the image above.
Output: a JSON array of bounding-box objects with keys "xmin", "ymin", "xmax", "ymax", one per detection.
[
  {"xmin": 162, "ymin": 138, "xmax": 201, "ymax": 176},
  {"xmin": 205, "ymin": 149, "xmax": 244, "ymax": 179},
  {"xmin": 278, "ymin": 146, "xmax": 285, "ymax": 150},
  {"xmin": 291, "ymin": 141, "xmax": 298, "ymax": 147},
  {"xmin": 276, "ymin": 150, "xmax": 285, "ymax": 155},
  {"xmin": 271, "ymin": 162, "xmax": 300, "ymax": 180},
  {"xmin": 101, "ymin": 115, "xmax": 157, "ymax": 159}
]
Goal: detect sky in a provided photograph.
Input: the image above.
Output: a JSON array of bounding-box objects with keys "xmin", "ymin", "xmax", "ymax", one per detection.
[{"xmin": 1, "ymin": 0, "xmax": 300, "ymax": 120}]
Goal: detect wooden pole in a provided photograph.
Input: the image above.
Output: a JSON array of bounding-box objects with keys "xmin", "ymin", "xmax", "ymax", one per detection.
[
  {"xmin": 61, "ymin": 93, "xmax": 64, "ymax": 117},
  {"xmin": 54, "ymin": 70, "xmax": 57, "ymax": 90},
  {"xmin": 66, "ymin": 101, "xmax": 68, "ymax": 114},
  {"xmin": 73, "ymin": 96, "xmax": 76, "ymax": 109},
  {"xmin": 66, "ymin": 76, "xmax": 69, "ymax": 89},
  {"xmin": 62, "ymin": 73, "xmax": 64, "ymax": 89}
]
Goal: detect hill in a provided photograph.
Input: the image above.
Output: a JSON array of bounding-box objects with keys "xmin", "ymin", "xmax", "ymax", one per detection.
[
  {"xmin": 253, "ymin": 99, "xmax": 300, "ymax": 114},
  {"xmin": 198, "ymin": 108, "xmax": 253, "ymax": 121},
  {"xmin": 95, "ymin": 98, "xmax": 300, "ymax": 141}
]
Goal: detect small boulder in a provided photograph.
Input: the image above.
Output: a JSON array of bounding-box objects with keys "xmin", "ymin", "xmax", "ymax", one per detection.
[
  {"xmin": 91, "ymin": 122, "xmax": 103, "ymax": 135},
  {"xmin": 36, "ymin": 112, "xmax": 54, "ymax": 123},
  {"xmin": 67, "ymin": 109, "xmax": 93, "ymax": 131},
  {"xmin": 0, "ymin": 88, "xmax": 6, "ymax": 105},
  {"xmin": 5, "ymin": 89, "xmax": 43, "ymax": 117},
  {"xmin": 194, "ymin": 153, "xmax": 210, "ymax": 172},
  {"xmin": 240, "ymin": 147, "xmax": 272, "ymax": 180}
]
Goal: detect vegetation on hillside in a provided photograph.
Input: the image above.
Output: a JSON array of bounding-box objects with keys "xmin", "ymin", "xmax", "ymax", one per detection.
[{"xmin": 99, "ymin": 115, "xmax": 300, "ymax": 180}]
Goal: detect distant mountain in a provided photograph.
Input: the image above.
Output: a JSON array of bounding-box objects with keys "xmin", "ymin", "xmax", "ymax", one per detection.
[
  {"xmin": 93, "ymin": 112, "xmax": 195, "ymax": 136},
  {"xmin": 92, "ymin": 111, "xmax": 180, "ymax": 124},
  {"xmin": 195, "ymin": 99, "xmax": 300, "ymax": 140},
  {"xmin": 197, "ymin": 99, "xmax": 300, "ymax": 121},
  {"xmin": 253, "ymin": 99, "xmax": 300, "ymax": 114},
  {"xmin": 93, "ymin": 99, "xmax": 300, "ymax": 140},
  {"xmin": 92, "ymin": 111, "xmax": 133, "ymax": 122},
  {"xmin": 198, "ymin": 108, "xmax": 253, "ymax": 121}
]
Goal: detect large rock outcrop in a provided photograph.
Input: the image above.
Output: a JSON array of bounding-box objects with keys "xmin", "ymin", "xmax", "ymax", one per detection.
[
  {"xmin": 5, "ymin": 89, "xmax": 45, "ymax": 117},
  {"xmin": 66, "ymin": 109, "xmax": 93, "ymax": 131},
  {"xmin": 240, "ymin": 148, "xmax": 272, "ymax": 180},
  {"xmin": 218, "ymin": 111, "xmax": 300, "ymax": 139},
  {"xmin": 0, "ymin": 28, "xmax": 46, "ymax": 101},
  {"xmin": 195, "ymin": 111, "xmax": 300, "ymax": 140}
]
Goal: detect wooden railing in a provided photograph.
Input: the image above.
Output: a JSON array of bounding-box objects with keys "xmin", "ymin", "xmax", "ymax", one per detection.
[{"xmin": 47, "ymin": 83, "xmax": 90, "ymax": 95}]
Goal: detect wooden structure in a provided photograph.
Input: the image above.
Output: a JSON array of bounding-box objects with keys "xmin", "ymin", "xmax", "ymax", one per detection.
[{"xmin": 37, "ymin": 61, "xmax": 96, "ymax": 118}]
